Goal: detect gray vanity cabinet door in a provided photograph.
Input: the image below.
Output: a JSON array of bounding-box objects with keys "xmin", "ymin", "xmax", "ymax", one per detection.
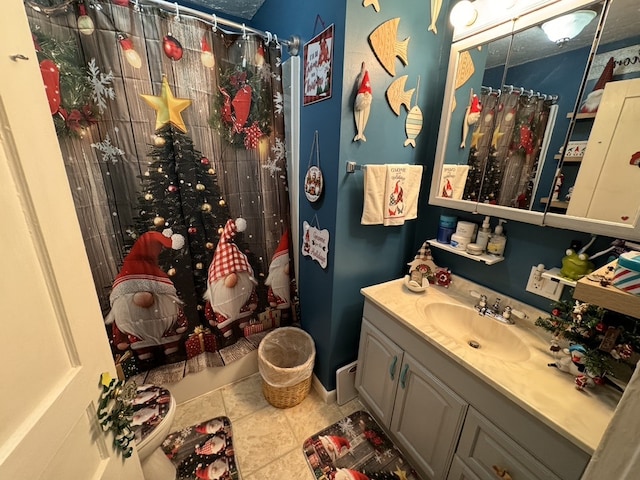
[
  {"xmin": 390, "ymin": 351, "xmax": 468, "ymax": 480},
  {"xmin": 447, "ymin": 457, "xmax": 482, "ymax": 480},
  {"xmin": 355, "ymin": 319, "xmax": 404, "ymax": 426}
]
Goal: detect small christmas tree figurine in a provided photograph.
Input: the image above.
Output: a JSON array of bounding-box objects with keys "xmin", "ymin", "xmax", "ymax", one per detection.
[{"xmin": 535, "ymin": 299, "xmax": 640, "ymax": 390}]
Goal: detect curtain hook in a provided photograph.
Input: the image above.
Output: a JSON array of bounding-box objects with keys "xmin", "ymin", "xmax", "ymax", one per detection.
[
  {"xmin": 265, "ymin": 31, "xmax": 272, "ymax": 45},
  {"xmin": 211, "ymin": 14, "xmax": 217, "ymax": 32},
  {"xmin": 174, "ymin": 2, "xmax": 180, "ymax": 21},
  {"xmin": 274, "ymin": 33, "xmax": 281, "ymax": 50},
  {"xmin": 242, "ymin": 23, "xmax": 247, "ymax": 40},
  {"xmin": 133, "ymin": 0, "xmax": 140, "ymax": 12}
]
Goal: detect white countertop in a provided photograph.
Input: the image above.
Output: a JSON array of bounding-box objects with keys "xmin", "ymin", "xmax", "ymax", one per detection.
[{"xmin": 361, "ymin": 277, "xmax": 621, "ymax": 454}]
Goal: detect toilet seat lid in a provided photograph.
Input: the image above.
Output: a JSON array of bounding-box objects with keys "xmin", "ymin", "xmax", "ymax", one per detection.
[{"xmin": 132, "ymin": 384, "xmax": 172, "ymax": 445}]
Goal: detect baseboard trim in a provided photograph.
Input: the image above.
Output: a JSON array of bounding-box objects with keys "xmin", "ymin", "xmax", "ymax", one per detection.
[{"xmin": 312, "ymin": 374, "xmax": 337, "ymax": 404}]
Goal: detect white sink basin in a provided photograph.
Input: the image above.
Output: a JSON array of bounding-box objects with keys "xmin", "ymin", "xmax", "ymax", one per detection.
[{"xmin": 423, "ymin": 303, "xmax": 531, "ymax": 362}]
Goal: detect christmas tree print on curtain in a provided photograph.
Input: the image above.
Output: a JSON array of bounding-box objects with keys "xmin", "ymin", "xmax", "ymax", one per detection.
[{"xmin": 26, "ymin": 2, "xmax": 295, "ymax": 380}]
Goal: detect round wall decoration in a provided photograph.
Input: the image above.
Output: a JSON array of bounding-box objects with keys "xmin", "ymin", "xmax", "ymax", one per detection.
[{"xmin": 304, "ymin": 130, "xmax": 323, "ymax": 202}]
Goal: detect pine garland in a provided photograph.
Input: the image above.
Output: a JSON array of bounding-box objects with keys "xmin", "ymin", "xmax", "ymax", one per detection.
[
  {"xmin": 32, "ymin": 29, "xmax": 98, "ymax": 137},
  {"xmin": 535, "ymin": 298, "xmax": 640, "ymax": 377},
  {"xmin": 97, "ymin": 373, "xmax": 137, "ymax": 458}
]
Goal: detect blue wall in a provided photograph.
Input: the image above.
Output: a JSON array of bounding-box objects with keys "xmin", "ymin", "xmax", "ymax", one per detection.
[{"xmin": 250, "ymin": 1, "xmax": 624, "ymax": 391}]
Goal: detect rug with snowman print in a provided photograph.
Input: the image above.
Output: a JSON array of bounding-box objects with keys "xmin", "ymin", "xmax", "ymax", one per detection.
[
  {"xmin": 161, "ymin": 416, "xmax": 238, "ymax": 480},
  {"xmin": 303, "ymin": 410, "xmax": 421, "ymax": 480}
]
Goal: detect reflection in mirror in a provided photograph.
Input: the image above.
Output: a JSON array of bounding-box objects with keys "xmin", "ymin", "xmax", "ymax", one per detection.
[
  {"xmin": 439, "ymin": 37, "xmax": 510, "ymax": 203},
  {"xmin": 556, "ymin": 0, "xmax": 640, "ymax": 228}
]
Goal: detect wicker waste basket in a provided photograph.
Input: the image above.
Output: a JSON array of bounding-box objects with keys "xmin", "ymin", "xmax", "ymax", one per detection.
[{"xmin": 258, "ymin": 327, "xmax": 316, "ymax": 408}]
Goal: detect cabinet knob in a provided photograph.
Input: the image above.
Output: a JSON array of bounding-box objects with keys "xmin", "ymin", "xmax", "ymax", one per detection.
[{"xmin": 492, "ymin": 465, "xmax": 513, "ymax": 480}]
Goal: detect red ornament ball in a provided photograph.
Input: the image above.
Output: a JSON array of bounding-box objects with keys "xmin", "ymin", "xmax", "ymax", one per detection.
[
  {"xmin": 167, "ymin": 185, "xmax": 178, "ymax": 193},
  {"xmin": 551, "ymin": 308, "xmax": 560, "ymax": 317},
  {"xmin": 188, "ymin": 226, "xmax": 197, "ymax": 234},
  {"xmin": 595, "ymin": 322, "xmax": 606, "ymax": 332},
  {"xmin": 200, "ymin": 157, "xmax": 210, "ymax": 165},
  {"xmin": 163, "ymin": 35, "xmax": 183, "ymax": 61}
]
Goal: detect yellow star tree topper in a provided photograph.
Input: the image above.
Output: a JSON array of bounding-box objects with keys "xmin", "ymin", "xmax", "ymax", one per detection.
[{"xmin": 140, "ymin": 76, "xmax": 192, "ymax": 133}]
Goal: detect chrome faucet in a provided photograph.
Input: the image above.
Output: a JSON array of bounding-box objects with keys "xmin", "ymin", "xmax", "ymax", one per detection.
[{"xmin": 469, "ymin": 290, "xmax": 526, "ymax": 325}]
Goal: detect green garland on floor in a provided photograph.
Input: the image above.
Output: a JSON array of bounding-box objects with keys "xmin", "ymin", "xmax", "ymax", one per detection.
[
  {"xmin": 97, "ymin": 373, "xmax": 137, "ymax": 458},
  {"xmin": 535, "ymin": 298, "xmax": 640, "ymax": 377}
]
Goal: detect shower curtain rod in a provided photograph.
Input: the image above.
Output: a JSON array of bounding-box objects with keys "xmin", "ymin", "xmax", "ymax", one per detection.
[{"xmin": 139, "ymin": 0, "xmax": 300, "ymax": 55}]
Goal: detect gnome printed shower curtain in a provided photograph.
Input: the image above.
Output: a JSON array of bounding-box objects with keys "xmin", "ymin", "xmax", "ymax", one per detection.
[{"xmin": 26, "ymin": 1, "xmax": 295, "ymax": 381}]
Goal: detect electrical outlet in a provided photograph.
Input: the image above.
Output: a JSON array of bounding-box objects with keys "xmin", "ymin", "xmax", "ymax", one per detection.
[{"xmin": 526, "ymin": 266, "xmax": 563, "ymax": 300}]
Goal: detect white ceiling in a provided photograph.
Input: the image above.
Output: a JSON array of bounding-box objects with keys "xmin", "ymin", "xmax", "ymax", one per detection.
[
  {"xmin": 179, "ymin": 0, "xmax": 266, "ymax": 19},
  {"xmin": 486, "ymin": 0, "xmax": 640, "ymax": 68}
]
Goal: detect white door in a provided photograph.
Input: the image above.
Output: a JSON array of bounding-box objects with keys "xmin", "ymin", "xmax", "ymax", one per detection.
[{"xmin": 0, "ymin": 1, "xmax": 144, "ymax": 478}]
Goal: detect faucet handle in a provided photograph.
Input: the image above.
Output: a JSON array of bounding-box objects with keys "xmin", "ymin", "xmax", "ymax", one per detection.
[
  {"xmin": 502, "ymin": 306, "xmax": 526, "ymax": 320},
  {"xmin": 470, "ymin": 290, "xmax": 487, "ymax": 307},
  {"xmin": 492, "ymin": 297, "xmax": 502, "ymax": 309}
]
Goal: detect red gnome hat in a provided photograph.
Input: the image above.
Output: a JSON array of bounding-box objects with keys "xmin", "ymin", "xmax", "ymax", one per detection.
[
  {"xmin": 333, "ymin": 469, "xmax": 370, "ymax": 480},
  {"xmin": 470, "ymin": 94, "xmax": 482, "ymax": 113},
  {"xmin": 271, "ymin": 230, "xmax": 289, "ymax": 262},
  {"xmin": 357, "ymin": 70, "xmax": 372, "ymax": 95},
  {"xmin": 208, "ymin": 218, "xmax": 256, "ymax": 284},
  {"xmin": 593, "ymin": 56, "xmax": 615, "ymax": 91},
  {"xmin": 109, "ymin": 229, "xmax": 184, "ymax": 305},
  {"xmin": 321, "ymin": 435, "xmax": 351, "ymax": 453}
]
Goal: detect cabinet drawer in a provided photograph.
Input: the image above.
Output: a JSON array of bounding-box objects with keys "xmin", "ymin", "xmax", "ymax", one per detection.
[
  {"xmin": 448, "ymin": 456, "xmax": 481, "ymax": 480},
  {"xmin": 457, "ymin": 408, "xmax": 560, "ymax": 480}
]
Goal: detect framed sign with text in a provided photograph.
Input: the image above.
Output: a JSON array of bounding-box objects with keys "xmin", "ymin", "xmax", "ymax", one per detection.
[{"xmin": 303, "ymin": 24, "xmax": 334, "ymax": 106}]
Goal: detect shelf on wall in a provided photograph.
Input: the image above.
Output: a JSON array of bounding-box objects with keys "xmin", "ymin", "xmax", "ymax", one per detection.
[
  {"xmin": 553, "ymin": 154, "xmax": 583, "ymax": 163},
  {"xmin": 541, "ymin": 267, "xmax": 577, "ymax": 287},
  {"xmin": 574, "ymin": 260, "xmax": 640, "ymax": 319},
  {"xmin": 566, "ymin": 111, "xmax": 597, "ymax": 120},
  {"xmin": 540, "ymin": 197, "xmax": 569, "ymax": 210},
  {"xmin": 426, "ymin": 239, "xmax": 504, "ymax": 265}
]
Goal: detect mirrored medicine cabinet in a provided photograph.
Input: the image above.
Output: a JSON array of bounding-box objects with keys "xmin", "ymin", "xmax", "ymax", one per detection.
[{"xmin": 429, "ymin": 0, "xmax": 640, "ymax": 241}]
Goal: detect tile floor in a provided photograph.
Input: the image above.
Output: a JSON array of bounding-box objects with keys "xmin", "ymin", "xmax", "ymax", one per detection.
[{"xmin": 171, "ymin": 372, "xmax": 366, "ymax": 480}]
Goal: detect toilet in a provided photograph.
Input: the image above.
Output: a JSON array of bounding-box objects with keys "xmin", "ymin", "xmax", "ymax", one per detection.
[{"xmin": 131, "ymin": 384, "xmax": 177, "ymax": 480}]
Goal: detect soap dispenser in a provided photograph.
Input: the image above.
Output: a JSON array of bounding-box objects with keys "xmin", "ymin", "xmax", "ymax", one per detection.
[
  {"xmin": 475, "ymin": 216, "xmax": 492, "ymax": 251},
  {"xmin": 487, "ymin": 219, "xmax": 507, "ymax": 256}
]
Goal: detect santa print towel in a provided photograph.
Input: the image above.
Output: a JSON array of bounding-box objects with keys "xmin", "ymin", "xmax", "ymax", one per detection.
[{"xmin": 361, "ymin": 164, "xmax": 423, "ymax": 226}]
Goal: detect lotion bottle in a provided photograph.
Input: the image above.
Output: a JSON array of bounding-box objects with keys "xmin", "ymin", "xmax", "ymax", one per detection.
[
  {"xmin": 487, "ymin": 219, "xmax": 507, "ymax": 256},
  {"xmin": 475, "ymin": 216, "xmax": 492, "ymax": 251}
]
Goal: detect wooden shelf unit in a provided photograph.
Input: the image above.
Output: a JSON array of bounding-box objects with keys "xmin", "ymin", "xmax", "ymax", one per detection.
[
  {"xmin": 573, "ymin": 260, "xmax": 640, "ymax": 318},
  {"xmin": 566, "ymin": 111, "xmax": 597, "ymax": 120},
  {"xmin": 540, "ymin": 197, "xmax": 569, "ymax": 210}
]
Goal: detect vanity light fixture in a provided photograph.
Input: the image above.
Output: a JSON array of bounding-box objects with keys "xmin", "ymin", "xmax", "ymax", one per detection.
[
  {"xmin": 449, "ymin": 1, "xmax": 478, "ymax": 29},
  {"xmin": 541, "ymin": 10, "xmax": 597, "ymax": 45}
]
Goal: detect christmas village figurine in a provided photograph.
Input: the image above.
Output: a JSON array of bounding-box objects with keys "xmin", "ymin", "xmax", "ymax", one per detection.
[
  {"xmin": 405, "ymin": 241, "xmax": 452, "ymax": 291},
  {"xmin": 536, "ymin": 298, "xmax": 640, "ymax": 391},
  {"xmin": 105, "ymin": 229, "xmax": 188, "ymax": 361},
  {"xmin": 204, "ymin": 218, "xmax": 258, "ymax": 342}
]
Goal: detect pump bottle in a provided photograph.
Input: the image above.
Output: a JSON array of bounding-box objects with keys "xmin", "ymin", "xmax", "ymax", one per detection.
[
  {"xmin": 487, "ymin": 219, "xmax": 507, "ymax": 256},
  {"xmin": 475, "ymin": 216, "xmax": 492, "ymax": 251}
]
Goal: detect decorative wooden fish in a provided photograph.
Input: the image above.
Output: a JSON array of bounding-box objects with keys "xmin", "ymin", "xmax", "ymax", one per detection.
[
  {"xmin": 454, "ymin": 51, "xmax": 475, "ymax": 90},
  {"xmin": 369, "ymin": 18, "xmax": 410, "ymax": 76},
  {"xmin": 404, "ymin": 105, "xmax": 423, "ymax": 148},
  {"xmin": 429, "ymin": 0, "xmax": 443, "ymax": 35},
  {"xmin": 363, "ymin": 0, "xmax": 380, "ymax": 12},
  {"xmin": 386, "ymin": 76, "xmax": 415, "ymax": 116}
]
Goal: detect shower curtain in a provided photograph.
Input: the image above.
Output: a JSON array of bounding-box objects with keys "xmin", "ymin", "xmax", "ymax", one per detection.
[
  {"xmin": 463, "ymin": 86, "xmax": 555, "ymax": 209},
  {"xmin": 26, "ymin": 0, "xmax": 295, "ymax": 382}
]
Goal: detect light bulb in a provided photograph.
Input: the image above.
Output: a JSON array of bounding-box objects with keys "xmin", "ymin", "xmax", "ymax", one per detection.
[
  {"xmin": 201, "ymin": 35, "xmax": 215, "ymax": 68},
  {"xmin": 450, "ymin": 1, "xmax": 478, "ymax": 29},
  {"xmin": 77, "ymin": 4, "xmax": 95, "ymax": 36},
  {"xmin": 118, "ymin": 35, "xmax": 142, "ymax": 69}
]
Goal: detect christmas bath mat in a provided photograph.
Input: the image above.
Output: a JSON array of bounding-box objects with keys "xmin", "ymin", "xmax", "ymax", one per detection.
[
  {"xmin": 161, "ymin": 416, "xmax": 238, "ymax": 480},
  {"xmin": 303, "ymin": 410, "xmax": 421, "ymax": 479}
]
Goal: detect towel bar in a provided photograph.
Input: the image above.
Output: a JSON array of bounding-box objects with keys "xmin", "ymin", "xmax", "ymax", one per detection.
[{"xmin": 346, "ymin": 161, "xmax": 366, "ymax": 173}]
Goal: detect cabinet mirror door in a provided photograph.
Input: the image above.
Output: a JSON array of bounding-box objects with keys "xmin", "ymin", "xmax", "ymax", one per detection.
[{"xmin": 544, "ymin": 0, "xmax": 640, "ymax": 239}]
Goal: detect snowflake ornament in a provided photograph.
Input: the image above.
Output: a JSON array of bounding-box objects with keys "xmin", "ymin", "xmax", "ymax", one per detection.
[
  {"xmin": 261, "ymin": 158, "xmax": 281, "ymax": 177},
  {"xmin": 88, "ymin": 58, "xmax": 115, "ymax": 114},
  {"xmin": 91, "ymin": 133, "xmax": 125, "ymax": 163},
  {"xmin": 273, "ymin": 91, "xmax": 284, "ymax": 115},
  {"xmin": 271, "ymin": 137, "xmax": 286, "ymax": 162}
]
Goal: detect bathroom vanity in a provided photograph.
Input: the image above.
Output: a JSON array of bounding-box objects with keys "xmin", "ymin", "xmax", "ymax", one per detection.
[{"xmin": 356, "ymin": 278, "xmax": 620, "ymax": 480}]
